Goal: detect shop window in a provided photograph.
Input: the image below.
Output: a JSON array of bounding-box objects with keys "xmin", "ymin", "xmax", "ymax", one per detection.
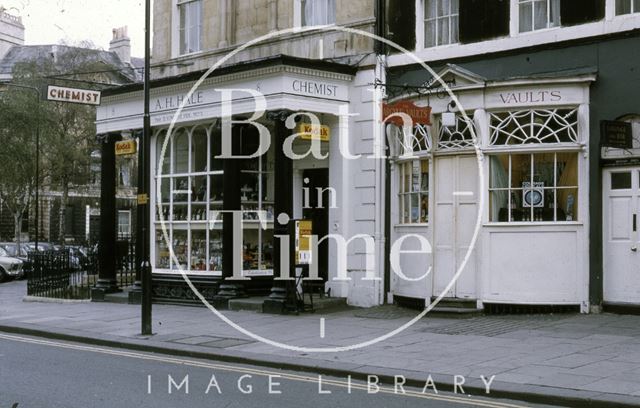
[
  {"xmin": 394, "ymin": 124, "xmax": 431, "ymax": 224},
  {"xmin": 437, "ymin": 114, "xmax": 476, "ymax": 151},
  {"xmin": 616, "ymin": 0, "xmax": 640, "ymax": 15},
  {"xmin": 489, "ymin": 152, "xmax": 578, "ymax": 222},
  {"xmin": 611, "ymin": 172, "xmax": 632, "ymax": 190},
  {"xmin": 153, "ymin": 123, "xmax": 274, "ymax": 275},
  {"xmin": 518, "ymin": 0, "xmax": 560, "ymax": 32},
  {"xmin": 178, "ymin": 0, "xmax": 202, "ymax": 55},
  {"xmin": 118, "ymin": 210, "xmax": 131, "ymax": 238},
  {"xmin": 399, "ymin": 159, "xmax": 429, "ymax": 224},
  {"xmin": 424, "ymin": 0, "xmax": 459, "ymax": 47},
  {"xmin": 458, "ymin": 0, "xmax": 509, "ymax": 44},
  {"xmin": 489, "ymin": 109, "xmax": 579, "ymax": 146},
  {"xmin": 301, "ymin": 0, "xmax": 335, "ymax": 26}
]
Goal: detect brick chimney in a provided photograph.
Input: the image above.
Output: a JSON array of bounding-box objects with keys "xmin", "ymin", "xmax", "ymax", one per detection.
[
  {"xmin": 109, "ymin": 26, "xmax": 131, "ymax": 64},
  {"xmin": 0, "ymin": 7, "xmax": 25, "ymax": 60}
]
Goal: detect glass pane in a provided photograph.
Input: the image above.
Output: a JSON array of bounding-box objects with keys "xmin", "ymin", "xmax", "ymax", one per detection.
[
  {"xmin": 490, "ymin": 155, "xmax": 509, "ymax": 189},
  {"xmin": 411, "ymin": 160, "xmax": 421, "ymax": 192},
  {"xmin": 438, "ymin": 17, "xmax": 450, "ymax": 45},
  {"xmin": 511, "ymin": 154, "xmax": 532, "ymax": 188},
  {"xmin": 179, "ymin": 5, "xmax": 187, "ymax": 54},
  {"xmin": 404, "ymin": 194, "xmax": 411, "ymax": 223},
  {"xmin": 534, "ymin": 153, "xmax": 555, "ymax": 187},
  {"xmin": 451, "ymin": 0, "xmax": 459, "ymax": 14},
  {"xmin": 210, "ymin": 127, "xmax": 223, "ymax": 171},
  {"xmin": 437, "ymin": 0, "xmax": 449, "ymax": 17},
  {"xmin": 425, "ymin": 0, "xmax": 437, "ymax": 19},
  {"xmin": 424, "ymin": 20, "xmax": 436, "ymax": 48},
  {"xmin": 156, "ymin": 132, "xmax": 170, "ymax": 175},
  {"xmin": 635, "ymin": 0, "xmax": 640, "ymax": 13},
  {"xmin": 209, "ymin": 174, "xmax": 223, "ymax": 203},
  {"xmin": 549, "ymin": 0, "xmax": 560, "ymax": 27},
  {"xmin": 190, "ymin": 230, "xmax": 207, "ymax": 271},
  {"xmin": 173, "ymin": 130, "xmax": 189, "ymax": 173},
  {"xmin": 411, "ymin": 193, "xmax": 420, "ymax": 223},
  {"xmin": 173, "ymin": 230, "xmax": 188, "ymax": 269},
  {"xmin": 420, "ymin": 160, "xmax": 429, "ymax": 192},
  {"xmin": 557, "ymin": 188, "xmax": 578, "ymax": 221},
  {"xmin": 611, "ymin": 172, "xmax": 632, "ymax": 190},
  {"xmin": 192, "ymin": 128, "xmax": 207, "ymax": 173},
  {"xmin": 420, "ymin": 193, "xmax": 429, "ymax": 223},
  {"xmin": 617, "ymin": 0, "xmax": 632, "ymax": 14},
  {"xmin": 450, "ymin": 15, "xmax": 459, "ymax": 43},
  {"xmin": 556, "ymin": 153, "xmax": 578, "ymax": 188},
  {"xmin": 403, "ymin": 163, "xmax": 410, "ymax": 193},
  {"xmin": 490, "ymin": 191, "xmax": 509, "ymax": 222},
  {"xmin": 155, "ymin": 229, "xmax": 170, "ymax": 269},
  {"xmin": 261, "ymin": 229, "xmax": 274, "ymax": 270},
  {"xmin": 520, "ymin": 2, "xmax": 533, "ymax": 32},
  {"xmin": 209, "ymin": 230, "xmax": 223, "ymax": 272},
  {"xmin": 533, "ymin": 0, "xmax": 547, "ymax": 30}
]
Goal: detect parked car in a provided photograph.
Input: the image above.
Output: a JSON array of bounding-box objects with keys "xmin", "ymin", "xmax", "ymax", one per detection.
[
  {"xmin": 0, "ymin": 242, "xmax": 32, "ymax": 278},
  {"xmin": 0, "ymin": 246, "xmax": 23, "ymax": 281}
]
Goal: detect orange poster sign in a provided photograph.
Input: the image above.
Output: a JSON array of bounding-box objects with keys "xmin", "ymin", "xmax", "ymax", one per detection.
[{"xmin": 382, "ymin": 101, "xmax": 432, "ymax": 126}]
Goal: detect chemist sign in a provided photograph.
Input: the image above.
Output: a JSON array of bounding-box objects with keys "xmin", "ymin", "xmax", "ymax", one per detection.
[{"xmin": 47, "ymin": 85, "xmax": 101, "ymax": 106}]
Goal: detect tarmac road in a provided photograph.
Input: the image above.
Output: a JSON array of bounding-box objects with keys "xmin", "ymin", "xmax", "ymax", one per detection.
[{"xmin": 0, "ymin": 333, "xmax": 558, "ymax": 408}]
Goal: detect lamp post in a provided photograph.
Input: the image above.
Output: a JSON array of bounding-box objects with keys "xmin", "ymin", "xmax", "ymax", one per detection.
[
  {"xmin": 140, "ymin": 0, "xmax": 153, "ymax": 335},
  {"xmin": 0, "ymin": 83, "xmax": 41, "ymax": 251}
]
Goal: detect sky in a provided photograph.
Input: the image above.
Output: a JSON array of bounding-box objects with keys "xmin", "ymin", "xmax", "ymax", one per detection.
[{"xmin": 2, "ymin": 0, "xmax": 146, "ymax": 57}]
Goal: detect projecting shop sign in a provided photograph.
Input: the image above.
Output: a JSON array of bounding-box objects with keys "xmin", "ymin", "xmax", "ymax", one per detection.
[{"xmin": 47, "ymin": 85, "xmax": 101, "ymax": 106}]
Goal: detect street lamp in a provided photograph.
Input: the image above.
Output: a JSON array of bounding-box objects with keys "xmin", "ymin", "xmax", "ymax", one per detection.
[{"xmin": 0, "ymin": 82, "xmax": 41, "ymax": 251}]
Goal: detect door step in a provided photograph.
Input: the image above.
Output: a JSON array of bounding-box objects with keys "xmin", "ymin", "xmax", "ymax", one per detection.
[{"xmin": 430, "ymin": 297, "xmax": 482, "ymax": 317}]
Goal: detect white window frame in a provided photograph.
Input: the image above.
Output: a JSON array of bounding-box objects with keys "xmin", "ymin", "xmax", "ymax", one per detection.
[
  {"xmin": 615, "ymin": 0, "xmax": 640, "ymax": 15},
  {"xmin": 175, "ymin": 0, "xmax": 202, "ymax": 56},
  {"xmin": 516, "ymin": 0, "xmax": 561, "ymax": 33}
]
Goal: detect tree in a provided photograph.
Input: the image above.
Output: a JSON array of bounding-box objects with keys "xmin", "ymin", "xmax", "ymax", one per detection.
[
  {"xmin": 0, "ymin": 83, "xmax": 39, "ymax": 251},
  {"xmin": 0, "ymin": 43, "xmax": 136, "ymax": 248}
]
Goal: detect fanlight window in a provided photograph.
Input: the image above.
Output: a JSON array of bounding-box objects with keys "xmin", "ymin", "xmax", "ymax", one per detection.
[
  {"xmin": 438, "ymin": 115, "xmax": 476, "ymax": 151},
  {"xmin": 489, "ymin": 109, "xmax": 579, "ymax": 146},
  {"xmin": 391, "ymin": 123, "xmax": 432, "ymax": 157}
]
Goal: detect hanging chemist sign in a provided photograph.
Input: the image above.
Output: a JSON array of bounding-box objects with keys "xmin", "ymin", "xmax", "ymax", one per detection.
[
  {"xmin": 382, "ymin": 100, "xmax": 432, "ymax": 126},
  {"xmin": 47, "ymin": 85, "xmax": 101, "ymax": 106}
]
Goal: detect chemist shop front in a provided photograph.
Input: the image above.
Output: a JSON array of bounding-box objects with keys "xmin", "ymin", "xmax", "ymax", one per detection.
[{"xmin": 96, "ymin": 57, "xmax": 377, "ymax": 303}]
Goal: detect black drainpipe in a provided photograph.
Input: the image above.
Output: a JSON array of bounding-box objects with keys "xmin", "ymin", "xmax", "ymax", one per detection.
[{"xmin": 375, "ymin": 0, "xmax": 391, "ymax": 304}]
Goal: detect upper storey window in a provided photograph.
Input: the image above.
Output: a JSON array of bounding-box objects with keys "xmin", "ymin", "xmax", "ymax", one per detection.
[
  {"xmin": 616, "ymin": 0, "xmax": 640, "ymax": 15},
  {"xmin": 424, "ymin": 0, "xmax": 459, "ymax": 47},
  {"xmin": 518, "ymin": 0, "xmax": 561, "ymax": 32},
  {"xmin": 178, "ymin": 0, "xmax": 202, "ymax": 54},
  {"xmin": 302, "ymin": 0, "xmax": 336, "ymax": 26}
]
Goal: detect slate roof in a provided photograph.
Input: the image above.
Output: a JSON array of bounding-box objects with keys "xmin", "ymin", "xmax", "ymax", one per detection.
[{"xmin": 0, "ymin": 44, "xmax": 142, "ymax": 85}]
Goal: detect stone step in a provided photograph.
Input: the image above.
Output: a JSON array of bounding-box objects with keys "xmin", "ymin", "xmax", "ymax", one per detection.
[
  {"xmin": 103, "ymin": 291, "xmax": 130, "ymax": 304},
  {"xmin": 431, "ymin": 297, "xmax": 478, "ymax": 309},
  {"xmin": 228, "ymin": 295, "xmax": 348, "ymax": 314}
]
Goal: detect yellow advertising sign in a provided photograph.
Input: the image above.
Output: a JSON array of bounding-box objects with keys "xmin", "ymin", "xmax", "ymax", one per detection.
[
  {"xmin": 295, "ymin": 219, "xmax": 313, "ymax": 265},
  {"xmin": 298, "ymin": 122, "xmax": 330, "ymax": 142},
  {"xmin": 115, "ymin": 139, "xmax": 137, "ymax": 156}
]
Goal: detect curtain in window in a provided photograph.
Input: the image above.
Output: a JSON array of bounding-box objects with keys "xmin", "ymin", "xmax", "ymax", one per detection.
[
  {"xmin": 304, "ymin": 0, "xmax": 336, "ymax": 26},
  {"xmin": 490, "ymin": 156, "xmax": 509, "ymax": 222}
]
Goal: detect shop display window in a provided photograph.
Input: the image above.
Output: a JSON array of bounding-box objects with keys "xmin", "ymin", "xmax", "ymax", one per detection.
[
  {"xmin": 399, "ymin": 159, "xmax": 429, "ymax": 224},
  {"xmin": 489, "ymin": 152, "xmax": 578, "ymax": 222},
  {"xmin": 153, "ymin": 123, "xmax": 274, "ymax": 275}
]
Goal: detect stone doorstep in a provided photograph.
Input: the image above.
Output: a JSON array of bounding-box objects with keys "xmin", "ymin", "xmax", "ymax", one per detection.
[{"xmin": 228, "ymin": 295, "xmax": 348, "ymax": 314}]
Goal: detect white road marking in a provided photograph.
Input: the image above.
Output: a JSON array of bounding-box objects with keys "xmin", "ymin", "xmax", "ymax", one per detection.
[{"xmin": 0, "ymin": 333, "xmax": 526, "ymax": 408}]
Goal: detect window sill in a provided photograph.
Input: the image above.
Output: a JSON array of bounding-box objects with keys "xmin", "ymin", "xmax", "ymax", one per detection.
[
  {"xmin": 394, "ymin": 223, "xmax": 430, "ymax": 228},
  {"xmin": 483, "ymin": 221, "xmax": 583, "ymax": 227}
]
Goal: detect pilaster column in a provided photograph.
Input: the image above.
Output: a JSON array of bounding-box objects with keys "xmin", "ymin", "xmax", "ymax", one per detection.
[
  {"xmin": 92, "ymin": 132, "xmax": 122, "ymax": 298},
  {"xmin": 263, "ymin": 110, "xmax": 295, "ymax": 314}
]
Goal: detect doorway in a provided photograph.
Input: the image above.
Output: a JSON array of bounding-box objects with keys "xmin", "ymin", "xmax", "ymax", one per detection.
[
  {"xmin": 302, "ymin": 169, "xmax": 329, "ymax": 281},
  {"xmin": 604, "ymin": 168, "xmax": 640, "ymax": 304},
  {"xmin": 433, "ymin": 155, "xmax": 479, "ymax": 299}
]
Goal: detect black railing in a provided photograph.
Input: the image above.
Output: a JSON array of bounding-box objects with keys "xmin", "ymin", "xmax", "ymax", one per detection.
[
  {"xmin": 27, "ymin": 250, "xmax": 92, "ymax": 299},
  {"xmin": 27, "ymin": 239, "xmax": 137, "ymax": 300}
]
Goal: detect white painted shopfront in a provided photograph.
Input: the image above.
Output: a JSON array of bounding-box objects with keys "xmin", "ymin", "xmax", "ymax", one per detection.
[
  {"xmin": 96, "ymin": 60, "xmax": 388, "ymax": 307},
  {"xmin": 388, "ymin": 65, "xmax": 594, "ymax": 312}
]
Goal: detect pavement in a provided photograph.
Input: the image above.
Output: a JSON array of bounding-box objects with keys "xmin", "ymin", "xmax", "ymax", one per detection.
[{"xmin": 2, "ymin": 279, "xmax": 640, "ymax": 407}]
